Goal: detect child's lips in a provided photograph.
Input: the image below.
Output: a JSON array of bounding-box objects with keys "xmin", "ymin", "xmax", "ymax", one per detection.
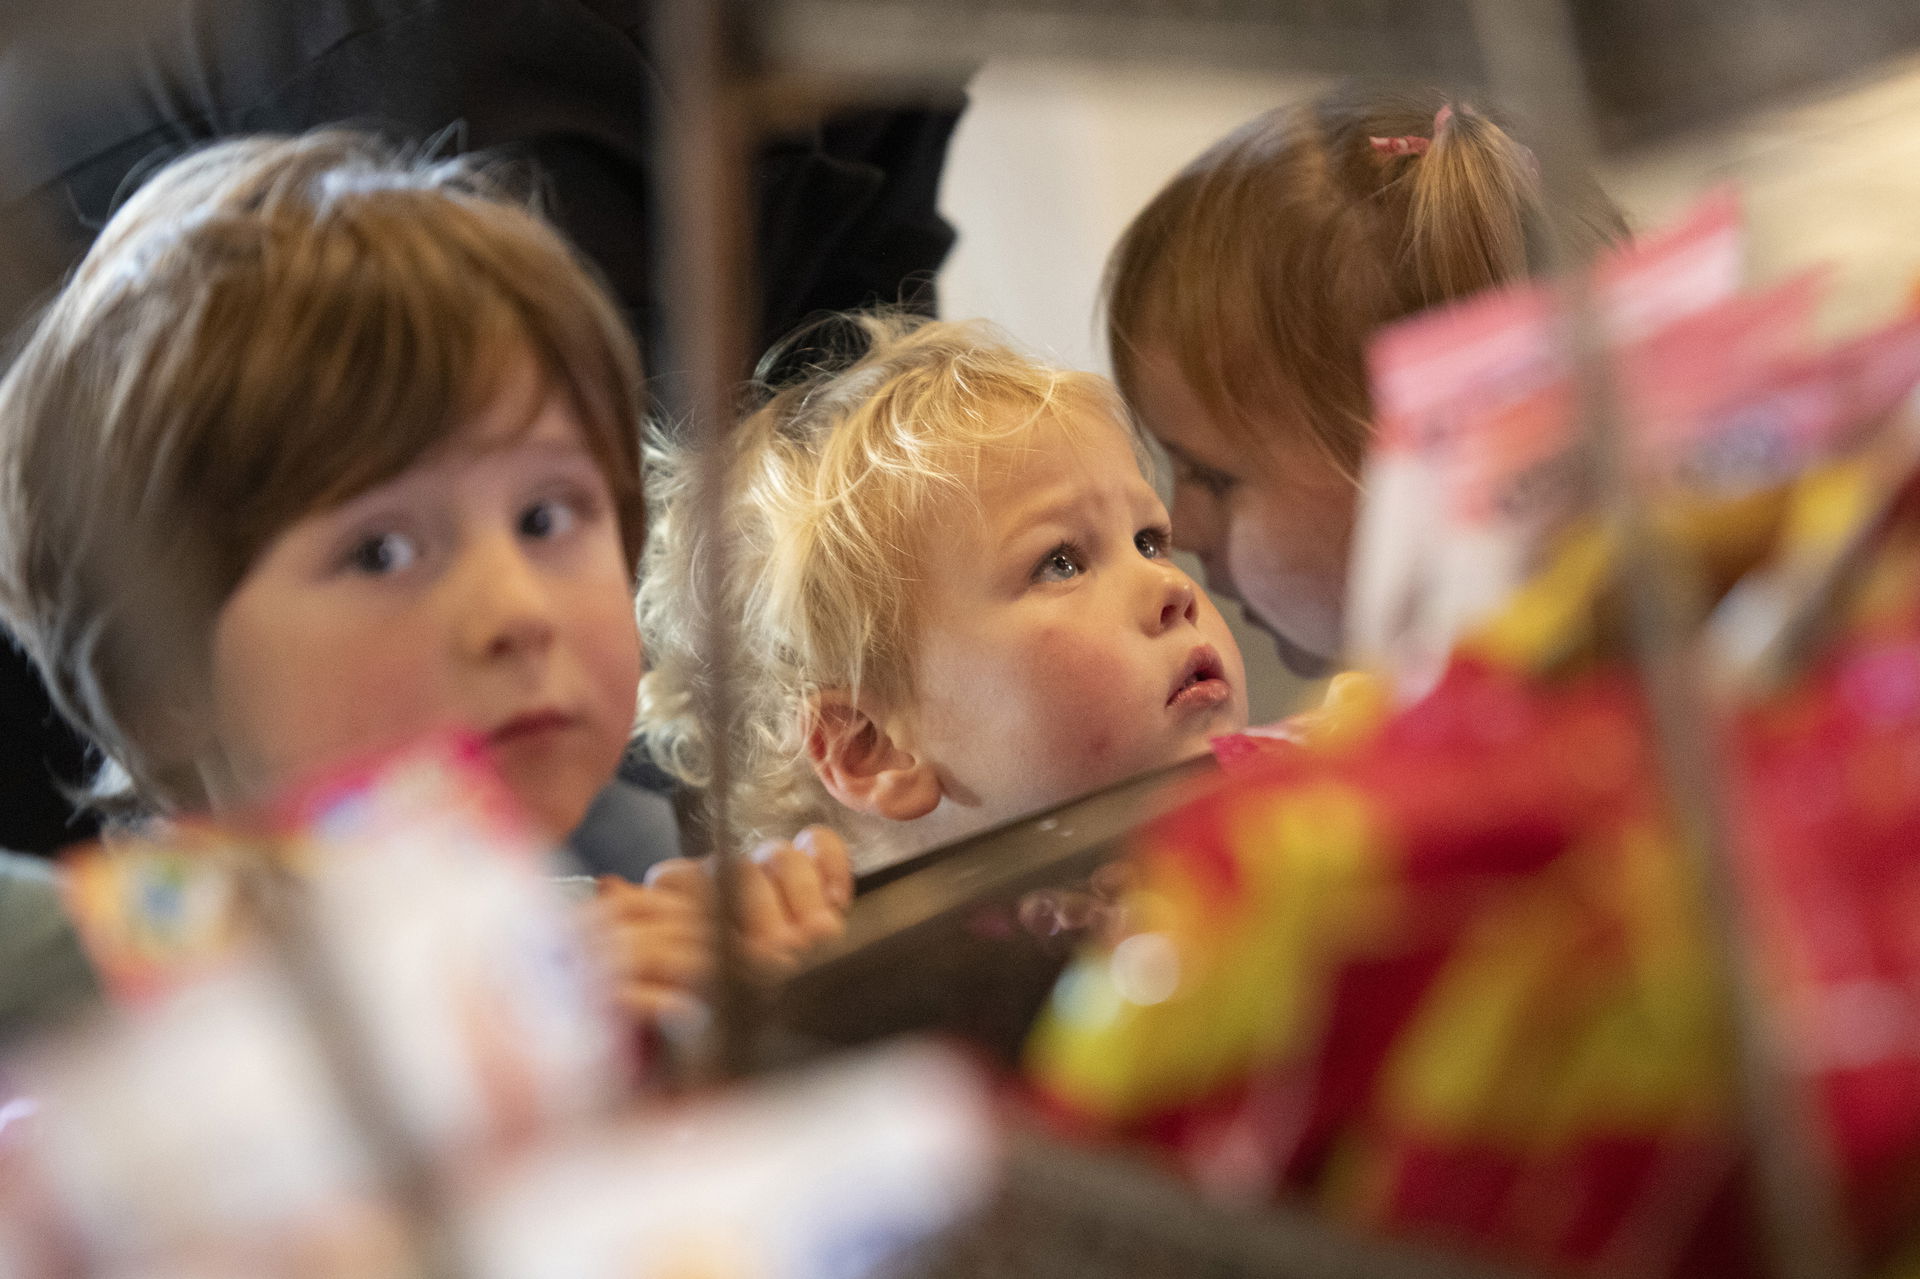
[
  {"xmin": 1167, "ymin": 645, "xmax": 1231, "ymax": 712},
  {"xmin": 488, "ymin": 708, "xmax": 579, "ymax": 747},
  {"xmin": 1168, "ymin": 678, "xmax": 1232, "ymax": 712}
]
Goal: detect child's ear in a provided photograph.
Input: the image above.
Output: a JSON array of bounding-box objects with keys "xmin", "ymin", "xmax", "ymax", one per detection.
[{"xmin": 805, "ymin": 691, "xmax": 942, "ymax": 822}]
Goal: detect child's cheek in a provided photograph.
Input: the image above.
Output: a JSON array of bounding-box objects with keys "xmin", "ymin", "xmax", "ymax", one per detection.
[
  {"xmin": 1011, "ymin": 623, "xmax": 1137, "ymax": 774},
  {"xmin": 237, "ymin": 649, "xmax": 440, "ymax": 787}
]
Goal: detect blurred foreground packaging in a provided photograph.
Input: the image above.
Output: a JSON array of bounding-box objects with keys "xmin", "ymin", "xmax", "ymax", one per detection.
[
  {"xmin": 0, "ymin": 740, "xmax": 993, "ymax": 1278},
  {"xmin": 1030, "ymin": 194, "xmax": 1920, "ymax": 1278}
]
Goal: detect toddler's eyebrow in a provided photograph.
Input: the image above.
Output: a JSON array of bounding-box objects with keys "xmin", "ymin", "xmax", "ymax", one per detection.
[
  {"xmin": 1001, "ymin": 490, "xmax": 1087, "ymax": 532},
  {"xmin": 1002, "ymin": 487, "xmax": 1158, "ymax": 541}
]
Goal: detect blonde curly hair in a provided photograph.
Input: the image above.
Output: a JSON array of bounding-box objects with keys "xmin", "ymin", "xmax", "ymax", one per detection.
[{"xmin": 636, "ymin": 314, "xmax": 1134, "ymax": 853}]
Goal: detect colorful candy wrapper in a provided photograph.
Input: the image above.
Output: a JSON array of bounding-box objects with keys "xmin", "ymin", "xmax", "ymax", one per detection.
[
  {"xmin": 1031, "ymin": 658, "xmax": 1745, "ymax": 1278},
  {"xmin": 1357, "ymin": 201, "xmax": 1920, "ymax": 702},
  {"xmin": 1346, "ymin": 187, "xmax": 1920, "ymax": 705},
  {"xmin": 3, "ymin": 737, "xmax": 627, "ymax": 1275},
  {"xmin": 1351, "ymin": 189, "xmax": 1749, "ymax": 694},
  {"xmin": 56, "ymin": 825, "xmax": 259, "ymax": 1005},
  {"xmin": 1728, "ymin": 499, "xmax": 1920, "ymax": 1258}
]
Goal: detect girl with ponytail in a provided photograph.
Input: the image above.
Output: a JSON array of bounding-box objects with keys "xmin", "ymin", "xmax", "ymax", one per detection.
[{"xmin": 1106, "ymin": 87, "xmax": 1626, "ymax": 678}]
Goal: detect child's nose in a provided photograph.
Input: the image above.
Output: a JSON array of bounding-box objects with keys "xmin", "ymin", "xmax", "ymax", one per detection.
[
  {"xmin": 456, "ymin": 536, "xmax": 557, "ymax": 660},
  {"xmin": 1150, "ymin": 569, "xmax": 1200, "ymax": 634}
]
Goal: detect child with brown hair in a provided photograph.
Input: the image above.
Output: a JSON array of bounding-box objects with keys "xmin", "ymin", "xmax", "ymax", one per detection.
[
  {"xmin": 0, "ymin": 130, "xmax": 848, "ymax": 1022},
  {"xmin": 637, "ymin": 315, "xmax": 1250, "ymax": 872},
  {"xmin": 1106, "ymin": 87, "xmax": 1627, "ymax": 679}
]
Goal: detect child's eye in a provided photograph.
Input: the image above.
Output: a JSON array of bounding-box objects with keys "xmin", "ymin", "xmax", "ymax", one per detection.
[
  {"xmin": 1033, "ymin": 544, "xmax": 1085, "ymax": 583},
  {"xmin": 519, "ymin": 497, "xmax": 579, "ymax": 541},
  {"xmin": 1134, "ymin": 526, "xmax": 1171, "ymax": 560},
  {"xmin": 345, "ymin": 531, "xmax": 418, "ymax": 577}
]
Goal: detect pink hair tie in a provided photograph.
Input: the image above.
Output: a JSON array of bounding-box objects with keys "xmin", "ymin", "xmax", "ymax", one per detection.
[
  {"xmin": 1369, "ymin": 105, "xmax": 1454, "ymax": 157},
  {"xmin": 1368, "ymin": 134, "xmax": 1429, "ymax": 156}
]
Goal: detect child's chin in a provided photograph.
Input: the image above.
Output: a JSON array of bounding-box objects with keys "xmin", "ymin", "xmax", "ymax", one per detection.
[
  {"xmin": 498, "ymin": 769, "xmax": 597, "ymax": 844},
  {"xmin": 1158, "ymin": 733, "xmax": 1221, "ymax": 771},
  {"xmin": 529, "ymin": 797, "xmax": 594, "ymax": 845},
  {"xmin": 1060, "ymin": 734, "xmax": 1218, "ymax": 806},
  {"xmin": 1150, "ymin": 714, "xmax": 1232, "ymax": 760},
  {"xmin": 488, "ymin": 736, "xmax": 623, "ymax": 843}
]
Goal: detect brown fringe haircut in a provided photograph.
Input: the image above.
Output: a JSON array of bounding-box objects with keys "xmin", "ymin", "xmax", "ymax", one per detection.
[{"xmin": 0, "ymin": 131, "xmax": 646, "ymax": 812}]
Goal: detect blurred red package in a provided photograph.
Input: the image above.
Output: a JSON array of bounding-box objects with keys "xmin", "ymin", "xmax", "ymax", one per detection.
[{"xmin": 1030, "ymin": 658, "xmax": 1751, "ymax": 1278}]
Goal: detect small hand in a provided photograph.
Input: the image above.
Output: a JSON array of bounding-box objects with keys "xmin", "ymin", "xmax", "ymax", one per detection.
[
  {"xmin": 641, "ymin": 825, "xmax": 855, "ymax": 978},
  {"xmin": 584, "ymin": 875, "xmax": 713, "ymax": 1024}
]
